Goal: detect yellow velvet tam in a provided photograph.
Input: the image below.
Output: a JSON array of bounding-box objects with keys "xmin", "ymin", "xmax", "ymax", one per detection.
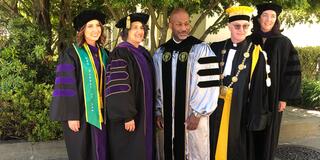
[{"xmin": 225, "ymin": 6, "xmax": 254, "ymax": 22}]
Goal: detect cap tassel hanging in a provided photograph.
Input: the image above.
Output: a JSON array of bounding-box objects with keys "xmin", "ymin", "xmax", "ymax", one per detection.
[
  {"xmin": 126, "ymin": 16, "xmax": 131, "ymax": 29},
  {"xmin": 115, "ymin": 13, "xmax": 149, "ymax": 29}
]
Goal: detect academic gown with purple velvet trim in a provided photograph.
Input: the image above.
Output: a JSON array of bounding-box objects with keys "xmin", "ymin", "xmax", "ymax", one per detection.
[
  {"xmin": 50, "ymin": 45, "xmax": 109, "ymax": 160},
  {"xmin": 105, "ymin": 42, "xmax": 155, "ymax": 160}
]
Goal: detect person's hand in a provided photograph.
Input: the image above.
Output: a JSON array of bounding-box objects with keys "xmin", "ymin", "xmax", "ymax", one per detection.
[
  {"xmin": 185, "ymin": 114, "xmax": 201, "ymax": 130},
  {"xmin": 68, "ymin": 120, "xmax": 80, "ymax": 132},
  {"xmin": 278, "ymin": 101, "xmax": 287, "ymax": 112},
  {"xmin": 125, "ymin": 120, "xmax": 135, "ymax": 132},
  {"xmin": 156, "ymin": 116, "xmax": 164, "ymax": 129}
]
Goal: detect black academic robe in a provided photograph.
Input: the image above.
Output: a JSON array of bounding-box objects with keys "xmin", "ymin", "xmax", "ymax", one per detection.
[
  {"xmin": 50, "ymin": 47, "xmax": 108, "ymax": 160},
  {"xmin": 154, "ymin": 36, "xmax": 219, "ymax": 160},
  {"xmin": 246, "ymin": 34, "xmax": 301, "ymax": 160},
  {"xmin": 105, "ymin": 44, "xmax": 155, "ymax": 160},
  {"xmin": 210, "ymin": 38, "xmax": 252, "ymax": 160}
]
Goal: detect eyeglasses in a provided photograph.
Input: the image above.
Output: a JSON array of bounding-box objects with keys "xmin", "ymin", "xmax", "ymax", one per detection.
[{"xmin": 232, "ymin": 24, "xmax": 250, "ymax": 30}]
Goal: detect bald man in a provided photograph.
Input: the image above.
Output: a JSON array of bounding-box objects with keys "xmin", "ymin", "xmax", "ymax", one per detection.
[{"xmin": 153, "ymin": 8, "xmax": 220, "ymax": 160}]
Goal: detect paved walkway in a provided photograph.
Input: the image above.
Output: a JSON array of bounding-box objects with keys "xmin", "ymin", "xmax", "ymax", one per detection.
[
  {"xmin": 278, "ymin": 106, "xmax": 320, "ymax": 148},
  {"xmin": 0, "ymin": 140, "xmax": 67, "ymax": 160},
  {"xmin": 0, "ymin": 106, "xmax": 319, "ymax": 160},
  {"xmin": 275, "ymin": 106, "xmax": 320, "ymax": 160}
]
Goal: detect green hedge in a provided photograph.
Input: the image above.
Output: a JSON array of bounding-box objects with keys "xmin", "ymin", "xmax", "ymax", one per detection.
[
  {"xmin": 296, "ymin": 46, "xmax": 320, "ymax": 80},
  {"xmin": 295, "ymin": 47, "xmax": 320, "ymax": 110},
  {"xmin": 0, "ymin": 18, "xmax": 62, "ymax": 141}
]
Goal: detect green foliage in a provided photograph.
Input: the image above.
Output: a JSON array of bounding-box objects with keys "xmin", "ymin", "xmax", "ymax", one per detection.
[
  {"xmin": 301, "ymin": 80, "xmax": 320, "ymax": 110},
  {"xmin": 296, "ymin": 46, "xmax": 320, "ymax": 80},
  {"xmin": 3, "ymin": 17, "xmax": 55, "ymax": 83},
  {"xmin": 0, "ymin": 80, "xmax": 62, "ymax": 141},
  {"xmin": 293, "ymin": 47, "xmax": 320, "ymax": 110},
  {"xmin": 0, "ymin": 17, "xmax": 61, "ymax": 141}
]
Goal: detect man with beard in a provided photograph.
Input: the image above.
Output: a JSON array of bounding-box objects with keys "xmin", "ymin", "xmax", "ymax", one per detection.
[{"xmin": 153, "ymin": 8, "xmax": 220, "ymax": 160}]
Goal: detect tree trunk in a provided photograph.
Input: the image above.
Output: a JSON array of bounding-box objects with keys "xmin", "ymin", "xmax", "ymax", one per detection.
[
  {"xmin": 159, "ymin": 9, "xmax": 169, "ymax": 47},
  {"xmin": 0, "ymin": 1, "xmax": 23, "ymax": 21},
  {"xmin": 57, "ymin": 0, "xmax": 73, "ymax": 54},
  {"xmin": 149, "ymin": 14, "xmax": 157, "ymax": 54},
  {"xmin": 34, "ymin": 0, "xmax": 53, "ymax": 54}
]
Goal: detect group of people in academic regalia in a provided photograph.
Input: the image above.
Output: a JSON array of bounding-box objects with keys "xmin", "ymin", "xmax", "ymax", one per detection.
[{"xmin": 49, "ymin": 2, "xmax": 301, "ymax": 160}]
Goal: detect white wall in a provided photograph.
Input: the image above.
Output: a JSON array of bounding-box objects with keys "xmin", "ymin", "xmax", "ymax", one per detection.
[{"xmin": 282, "ymin": 23, "xmax": 320, "ymax": 47}]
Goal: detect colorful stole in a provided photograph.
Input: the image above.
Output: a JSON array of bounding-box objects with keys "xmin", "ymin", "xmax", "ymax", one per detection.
[
  {"xmin": 73, "ymin": 43, "xmax": 108, "ymax": 129},
  {"xmin": 215, "ymin": 88, "xmax": 233, "ymax": 160}
]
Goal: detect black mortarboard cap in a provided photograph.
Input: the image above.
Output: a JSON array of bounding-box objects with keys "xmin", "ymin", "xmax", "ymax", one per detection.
[
  {"xmin": 256, "ymin": 3, "xmax": 282, "ymax": 17},
  {"xmin": 115, "ymin": 13, "xmax": 149, "ymax": 29},
  {"xmin": 73, "ymin": 10, "xmax": 106, "ymax": 31}
]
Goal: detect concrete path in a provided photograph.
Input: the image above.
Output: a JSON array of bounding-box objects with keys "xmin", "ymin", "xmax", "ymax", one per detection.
[
  {"xmin": 0, "ymin": 106, "xmax": 319, "ymax": 160},
  {"xmin": 279, "ymin": 106, "xmax": 320, "ymax": 148},
  {"xmin": 0, "ymin": 140, "xmax": 67, "ymax": 160}
]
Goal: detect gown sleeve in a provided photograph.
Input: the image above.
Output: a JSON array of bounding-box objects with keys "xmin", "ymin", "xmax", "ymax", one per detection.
[
  {"xmin": 188, "ymin": 43, "xmax": 220, "ymax": 116},
  {"xmin": 279, "ymin": 38, "xmax": 302, "ymax": 101},
  {"xmin": 50, "ymin": 48, "xmax": 81, "ymax": 121},
  {"xmin": 152, "ymin": 47, "xmax": 165, "ymax": 117},
  {"xmin": 105, "ymin": 47, "xmax": 137, "ymax": 122}
]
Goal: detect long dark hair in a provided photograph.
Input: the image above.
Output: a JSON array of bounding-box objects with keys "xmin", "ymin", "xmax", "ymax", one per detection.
[
  {"xmin": 251, "ymin": 15, "xmax": 283, "ymax": 36},
  {"xmin": 76, "ymin": 21, "xmax": 106, "ymax": 46}
]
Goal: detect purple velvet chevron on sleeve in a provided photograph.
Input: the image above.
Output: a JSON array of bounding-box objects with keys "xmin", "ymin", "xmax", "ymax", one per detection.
[
  {"xmin": 105, "ymin": 59, "xmax": 130, "ymax": 97},
  {"xmin": 56, "ymin": 64, "xmax": 75, "ymax": 72},
  {"xmin": 109, "ymin": 59, "xmax": 127, "ymax": 70},
  {"xmin": 106, "ymin": 71, "xmax": 129, "ymax": 85},
  {"xmin": 105, "ymin": 84, "xmax": 131, "ymax": 97},
  {"xmin": 55, "ymin": 77, "xmax": 76, "ymax": 84},
  {"xmin": 53, "ymin": 89, "xmax": 77, "ymax": 97},
  {"xmin": 52, "ymin": 63, "xmax": 77, "ymax": 97}
]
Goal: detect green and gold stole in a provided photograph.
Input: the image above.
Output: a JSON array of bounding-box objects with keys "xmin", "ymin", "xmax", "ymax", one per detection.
[{"xmin": 73, "ymin": 43, "xmax": 108, "ymax": 129}]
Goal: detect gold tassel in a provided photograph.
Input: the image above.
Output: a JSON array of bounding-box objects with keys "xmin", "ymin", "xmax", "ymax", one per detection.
[{"xmin": 126, "ymin": 16, "xmax": 131, "ymax": 29}]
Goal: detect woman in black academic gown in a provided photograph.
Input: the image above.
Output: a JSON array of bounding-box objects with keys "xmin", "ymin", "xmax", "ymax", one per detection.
[
  {"xmin": 50, "ymin": 10, "xmax": 109, "ymax": 160},
  {"xmin": 105, "ymin": 13, "xmax": 155, "ymax": 160},
  {"xmin": 246, "ymin": 3, "xmax": 301, "ymax": 160}
]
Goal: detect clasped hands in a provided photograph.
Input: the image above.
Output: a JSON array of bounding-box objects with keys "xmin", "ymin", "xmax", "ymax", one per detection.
[{"xmin": 156, "ymin": 113, "xmax": 201, "ymax": 130}]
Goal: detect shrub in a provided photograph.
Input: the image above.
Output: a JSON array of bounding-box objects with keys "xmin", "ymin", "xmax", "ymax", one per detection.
[
  {"xmin": 301, "ymin": 80, "xmax": 320, "ymax": 110},
  {"xmin": 296, "ymin": 46, "xmax": 320, "ymax": 80},
  {"xmin": 0, "ymin": 17, "xmax": 62, "ymax": 141}
]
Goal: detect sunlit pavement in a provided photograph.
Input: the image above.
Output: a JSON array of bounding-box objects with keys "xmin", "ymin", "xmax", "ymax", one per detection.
[{"xmin": 275, "ymin": 106, "xmax": 320, "ymax": 160}]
